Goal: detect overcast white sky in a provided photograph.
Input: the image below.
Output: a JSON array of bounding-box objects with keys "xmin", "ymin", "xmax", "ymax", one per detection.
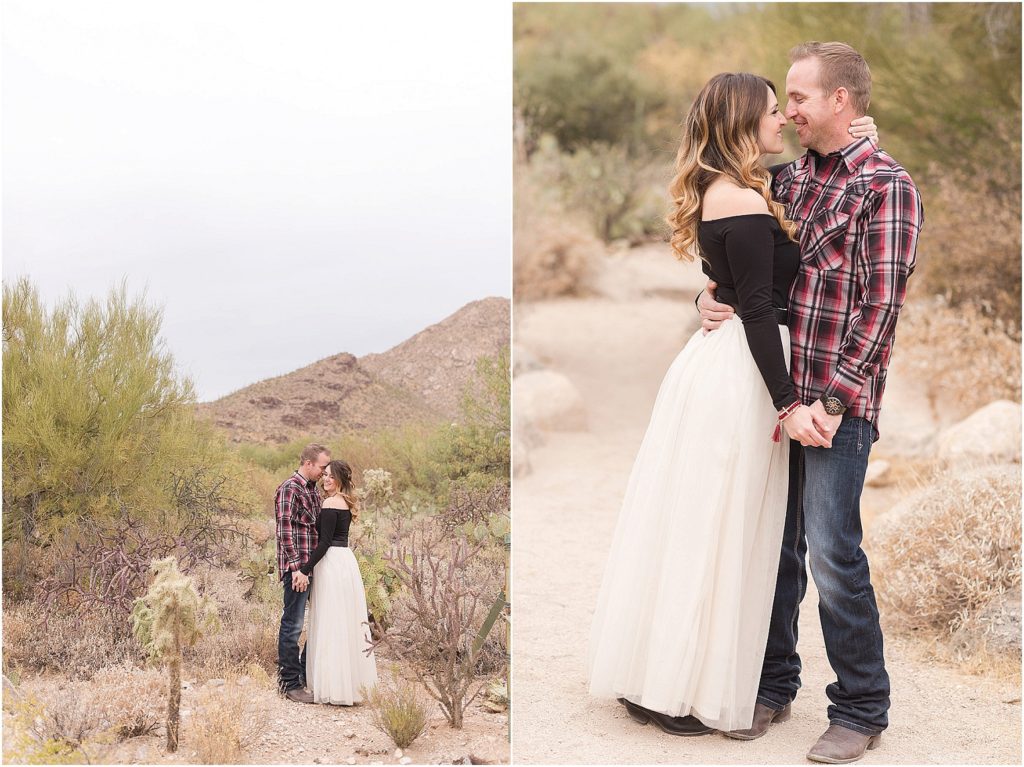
[{"xmin": 2, "ymin": 1, "xmax": 510, "ymax": 401}]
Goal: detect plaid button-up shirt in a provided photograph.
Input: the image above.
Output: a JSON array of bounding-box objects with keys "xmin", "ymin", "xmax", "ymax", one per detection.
[
  {"xmin": 773, "ymin": 137, "xmax": 924, "ymax": 437},
  {"xmin": 275, "ymin": 471, "xmax": 321, "ymax": 580}
]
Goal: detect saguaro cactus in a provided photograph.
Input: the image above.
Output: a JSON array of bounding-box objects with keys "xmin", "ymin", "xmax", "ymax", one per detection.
[{"xmin": 130, "ymin": 557, "xmax": 218, "ymax": 752}]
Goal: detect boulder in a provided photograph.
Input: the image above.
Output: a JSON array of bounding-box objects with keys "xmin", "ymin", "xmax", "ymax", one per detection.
[
  {"xmin": 514, "ymin": 370, "xmax": 586, "ymax": 432},
  {"xmin": 936, "ymin": 400, "xmax": 1021, "ymax": 464}
]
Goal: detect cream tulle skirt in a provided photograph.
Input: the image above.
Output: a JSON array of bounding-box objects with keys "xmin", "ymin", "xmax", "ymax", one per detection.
[
  {"xmin": 307, "ymin": 547, "xmax": 378, "ymax": 705},
  {"xmin": 588, "ymin": 317, "xmax": 791, "ymax": 732}
]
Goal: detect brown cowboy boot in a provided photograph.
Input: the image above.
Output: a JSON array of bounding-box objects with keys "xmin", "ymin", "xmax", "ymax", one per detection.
[
  {"xmin": 806, "ymin": 724, "xmax": 882, "ymax": 764},
  {"xmin": 724, "ymin": 702, "xmax": 791, "ymax": 740}
]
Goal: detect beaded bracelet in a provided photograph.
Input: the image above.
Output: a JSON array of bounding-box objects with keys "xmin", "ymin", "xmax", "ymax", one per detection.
[{"xmin": 772, "ymin": 401, "xmax": 802, "ymax": 443}]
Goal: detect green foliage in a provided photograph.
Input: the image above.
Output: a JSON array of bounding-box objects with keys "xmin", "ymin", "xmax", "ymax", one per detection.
[
  {"xmin": 4, "ymin": 695, "xmax": 108, "ymax": 764},
  {"xmin": 526, "ymin": 136, "xmax": 667, "ymax": 244},
  {"xmin": 2, "ymin": 278, "xmax": 195, "ymax": 541},
  {"xmin": 238, "ymin": 542, "xmax": 280, "ymax": 603},
  {"xmin": 440, "ymin": 349, "xmax": 511, "ymax": 491},
  {"xmin": 757, "ymin": 3, "xmax": 1020, "ymax": 180},
  {"xmin": 356, "ymin": 549, "xmax": 402, "ymax": 635}
]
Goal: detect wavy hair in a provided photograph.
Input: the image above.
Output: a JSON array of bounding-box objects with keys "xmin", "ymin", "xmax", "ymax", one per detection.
[
  {"xmin": 325, "ymin": 459, "xmax": 359, "ymax": 522},
  {"xmin": 667, "ymin": 73, "xmax": 797, "ymax": 262}
]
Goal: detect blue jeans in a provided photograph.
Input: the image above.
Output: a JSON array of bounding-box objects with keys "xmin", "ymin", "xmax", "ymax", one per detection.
[
  {"xmin": 757, "ymin": 416, "xmax": 890, "ymax": 735},
  {"xmin": 277, "ymin": 575, "xmax": 309, "ymax": 692}
]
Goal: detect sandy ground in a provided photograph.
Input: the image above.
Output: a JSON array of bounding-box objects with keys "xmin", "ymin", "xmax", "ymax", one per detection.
[
  {"xmin": 511, "ymin": 246, "xmax": 1022, "ymax": 764},
  {"xmin": 3, "ymin": 671, "xmax": 509, "ymax": 765}
]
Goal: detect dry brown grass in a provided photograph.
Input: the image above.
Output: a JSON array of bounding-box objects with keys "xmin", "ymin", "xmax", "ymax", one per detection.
[
  {"xmin": 870, "ymin": 464, "xmax": 1021, "ymax": 640},
  {"xmin": 2, "ymin": 603, "xmax": 139, "ymax": 680},
  {"xmin": 186, "ymin": 567, "xmax": 279, "ymax": 681},
  {"xmin": 514, "ymin": 157, "xmax": 602, "ymax": 302},
  {"xmin": 192, "ymin": 681, "xmax": 268, "ymax": 764},
  {"xmin": 894, "ymin": 296, "xmax": 1021, "ymax": 421},
  {"xmin": 915, "ymin": 160, "xmax": 1021, "ymax": 330},
  {"xmin": 87, "ymin": 666, "xmax": 166, "ymax": 741},
  {"xmin": 2, "ymin": 665, "xmax": 165, "ymax": 764}
]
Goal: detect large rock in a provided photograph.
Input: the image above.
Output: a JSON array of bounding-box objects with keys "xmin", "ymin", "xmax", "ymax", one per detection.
[
  {"xmin": 514, "ymin": 370, "xmax": 586, "ymax": 432},
  {"xmin": 936, "ymin": 400, "xmax": 1021, "ymax": 464}
]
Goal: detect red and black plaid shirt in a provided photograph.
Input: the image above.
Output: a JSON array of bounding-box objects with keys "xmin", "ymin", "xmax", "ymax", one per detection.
[
  {"xmin": 275, "ymin": 471, "xmax": 321, "ymax": 580},
  {"xmin": 773, "ymin": 137, "xmax": 924, "ymax": 437}
]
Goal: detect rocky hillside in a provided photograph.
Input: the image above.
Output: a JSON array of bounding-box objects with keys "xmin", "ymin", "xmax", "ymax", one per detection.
[
  {"xmin": 361, "ymin": 296, "xmax": 510, "ymax": 419},
  {"xmin": 196, "ymin": 297, "xmax": 509, "ymax": 445}
]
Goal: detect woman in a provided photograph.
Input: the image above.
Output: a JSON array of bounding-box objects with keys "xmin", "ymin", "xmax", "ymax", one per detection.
[
  {"xmin": 301, "ymin": 459, "xmax": 378, "ymax": 704},
  {"xmin": 587, "ymin": 73, "xmax": 876, "ymax": 734}
]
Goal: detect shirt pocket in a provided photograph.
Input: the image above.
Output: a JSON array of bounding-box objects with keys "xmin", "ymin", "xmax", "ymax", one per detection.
[
  {"xmin": 297, "ymin": 497, "xmax": 318, "ymax": 525},
  {"xmin": 800, "ymin": 209, "xmax": 850, "ymax": 271}
]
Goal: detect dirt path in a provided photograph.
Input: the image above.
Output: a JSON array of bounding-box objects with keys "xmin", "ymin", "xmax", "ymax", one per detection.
[{"xmin": 511, "ymin": 248, "xmax": 1021, "ymax": 764}]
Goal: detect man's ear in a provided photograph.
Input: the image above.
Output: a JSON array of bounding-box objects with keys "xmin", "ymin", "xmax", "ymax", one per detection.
[{"xmin": 832, "ymin": 87, "xmax": 850, "ymax": 114}]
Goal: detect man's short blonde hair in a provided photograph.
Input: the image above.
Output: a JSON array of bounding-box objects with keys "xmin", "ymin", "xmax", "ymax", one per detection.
[
  {"xmin": 299, "ymin": 443, "xmax": 330, "ymax": 465},
  {"xmin": 790, "ymin": 41, "xmax": 871, "ymax": 114}
]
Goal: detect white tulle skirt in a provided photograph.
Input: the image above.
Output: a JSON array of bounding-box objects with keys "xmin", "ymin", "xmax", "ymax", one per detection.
[
  {"xmin": 588, "ymin": 317, "xmax": 791, "ymax": 732},
  {"xmin": 307, "ymin": 547, "xmax": 378, "ymax": 705}
]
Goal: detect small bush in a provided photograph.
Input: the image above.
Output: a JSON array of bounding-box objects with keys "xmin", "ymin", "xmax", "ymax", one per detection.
[
  {"xmin": 894, "ymin": 296, "xmax": 1021, "ymax": 421},
  {"xmin": 871, "ymin": 465, "xmax": 1021, "ymax": 636},
  {"xmin": 89, "ymin": 666, "xmax": 165, "ymax": 741},
  {"xmin": 365, "ymin": 669, "xmax": 430, "ymax": 749},
  {"xmin": 4, "ymin": 696, "xmax": 96, "ymax": 765},
  {"xmin": 193, "ymin": 683, "xmax": 267, "ymax": 765},
  {"xmin": 513, "ymin": 199, "xmax": 600, "ymax": 302},
  {"xmin": 916, "ymin": 160, "xmax": 1021, "ymax": 329},
  {"xmin": 2, "ymin": 668, "xmax": 162, "ymax": 765}
]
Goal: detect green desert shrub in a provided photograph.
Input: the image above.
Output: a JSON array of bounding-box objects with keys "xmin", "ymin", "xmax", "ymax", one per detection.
[{"xmin": 365, "ymin": 669, "xmax": 430, "ymax": 750}]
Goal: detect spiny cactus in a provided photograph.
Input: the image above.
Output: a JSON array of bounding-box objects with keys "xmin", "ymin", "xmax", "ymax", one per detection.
[{"xmin": 130, "ymin": 557, "xmax": 218, "ymax": 752}]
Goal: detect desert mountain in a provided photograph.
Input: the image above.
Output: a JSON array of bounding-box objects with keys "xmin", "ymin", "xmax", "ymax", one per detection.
[
  {"xmin": 361, "ymin": 296, "xmax": 510, "ymax": 420},
  {"xmin": 196, "ymin": 297, "xmax": 509, "ymax": 445}
]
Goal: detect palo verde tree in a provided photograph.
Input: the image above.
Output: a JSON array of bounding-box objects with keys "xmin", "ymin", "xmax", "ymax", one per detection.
[
  {"xmin": 2, "ymin": 278, "xmax": 195, "ymax": 543},
  {"xmin": 131, "ymin": 557, "xmax": 218, "ymax": 752},
  {"xmin": 2, "ymin": 277, "xmax": 259, "ymax": 605}
]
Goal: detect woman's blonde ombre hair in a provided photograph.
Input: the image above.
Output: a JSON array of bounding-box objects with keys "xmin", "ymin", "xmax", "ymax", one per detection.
[{"xmin": 667, "ymin": 73, "xmax": 797, "ymax": 262}]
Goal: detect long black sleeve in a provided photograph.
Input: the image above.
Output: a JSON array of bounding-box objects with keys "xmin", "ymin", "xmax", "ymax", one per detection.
[
  {"xmin": 300, "ymin": 508, "xmax": 338, "ymax": 576},
  {"xmin": 721, "ymin": 217, "xmax": 799, "ymax": 410}
]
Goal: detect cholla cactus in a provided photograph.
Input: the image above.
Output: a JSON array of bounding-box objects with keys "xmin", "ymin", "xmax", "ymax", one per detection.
[
  {"xmin": 130, "ymin": 557, "xmax": 218, "ymax": 753},
  {"xmin": 362, "ymin": 468, "xmax": 394, "ymax": 509}
]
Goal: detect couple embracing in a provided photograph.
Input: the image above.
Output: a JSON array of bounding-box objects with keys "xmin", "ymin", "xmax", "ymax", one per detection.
[
  {"xmin": 275, "ymin": 443, "xmax": 378, "ymax": 705},
  {"xmin": 589, "ymin": 42, "xmax": 923, "ymax": 764}
]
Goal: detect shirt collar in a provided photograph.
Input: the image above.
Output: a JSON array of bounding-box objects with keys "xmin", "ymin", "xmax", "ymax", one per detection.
[
  {"xmin": 293, "ymin": 470, "xmax": 317, "ymax": 490},
  {"xmin": 802, "ymin": 136, "xmax": 877, "ymax": 174}
]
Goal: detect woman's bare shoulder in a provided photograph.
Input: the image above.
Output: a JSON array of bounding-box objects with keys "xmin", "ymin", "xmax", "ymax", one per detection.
[
  {"xmin": 702, "ymin": 183, "xmax": 769, "ymax": 220},
  {"xmin": 321, "ymin": 497, "xmax": 350, "ymax": 510}
]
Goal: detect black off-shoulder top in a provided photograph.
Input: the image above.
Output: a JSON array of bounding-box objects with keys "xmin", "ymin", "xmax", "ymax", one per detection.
[
  {"xmin": 698, "ymin": 214, "xmax": 800, "ymax": 410},
  {"xmin": 299, "ymin": 505, "xmax": 353, "ymax": 576}
]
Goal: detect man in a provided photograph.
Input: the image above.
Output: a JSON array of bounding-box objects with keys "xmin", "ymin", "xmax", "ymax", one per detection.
[
  {"xmin": 275, "ymin": 442, "xmax": 331, "ymax": 703},
  {"xmin": 699, "ymin": 42, "xmax": 923, "ymax": 763}
]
